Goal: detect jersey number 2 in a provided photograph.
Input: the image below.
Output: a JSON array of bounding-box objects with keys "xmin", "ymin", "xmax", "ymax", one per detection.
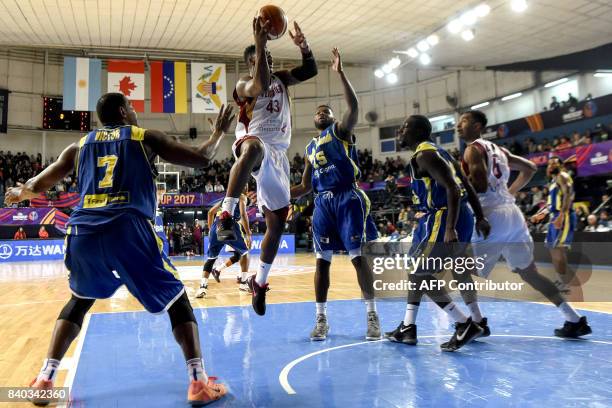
[
  {"xmin": 266, "ymin": 100, "xmax": 280, "ymax": 113},
  {"xmin": 97, "ymin": 155, "xmax": 118, "ymax": 188}
]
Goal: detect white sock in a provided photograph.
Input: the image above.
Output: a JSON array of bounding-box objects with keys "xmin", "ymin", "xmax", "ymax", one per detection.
[
  {"xmin": 255, "ymin": 261, "xmax": 272, "ymax": 286},
  {"xmin": 443, "ymin": 302, "xmax": 468, "ymax": 323},
  {"xmin": 316, "ymin": 302, "xmax": 327, "ymax": 316},
  {"xmin": 241, "ymin": 271, "xmax": 248, "ymax": 280},
  {"xmin": 558, "ymin": 302, "xmax": 581, "ymax": 323},
  {"xmin": 186, "ymin": 358, "xmax": 208, "ymax": 383},
  {"xmin": 221, "ymin": 197, "xmax": 239, "ymax": 215},
  {"xmin": 403, "ymin": 304, "xmax": 419, "ymax": 325},
  {"xmin": 365, "ymin": 299, "xmax": 377, "ymax": 313},
  {"xmin": 218, "ymin": 263, "xmax": 229, "ymax": 272},
  {"xmin": 467, "ymin": 302, "xmax": 483, "ymax": 323},
  {"xmin": 38, "ymin": 358, "xmax": 60, "ymax": 382},
  {"xmin": 200, "ymin": 277, "xmax": 208, "ymax": 287}
]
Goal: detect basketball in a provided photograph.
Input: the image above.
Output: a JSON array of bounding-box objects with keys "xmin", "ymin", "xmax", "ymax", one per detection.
[{"xmin": 258, "ymin": 5, "xmax": 288, "ymax": 40}]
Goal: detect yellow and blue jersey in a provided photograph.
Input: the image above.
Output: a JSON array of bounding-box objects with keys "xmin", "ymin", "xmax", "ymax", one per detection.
[
  {"xmin": 68, "ymin": 125, "xmax": 157, "ymax": 234},
  {"xmin": 408, "ymin": 141, "xmax": 466, "ymax": 212},
  {"xmin": 305, "ymin": 123, "xmax": 360, "ymax": 193},
  {"xmin": 548, "ymin": 174, "xmax": 574, "ymax": 214}
]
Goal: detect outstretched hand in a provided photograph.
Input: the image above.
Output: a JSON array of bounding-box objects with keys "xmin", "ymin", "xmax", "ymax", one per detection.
[
  {"xmin": 330, "ymin": 47, "xmax": 342, "ymax": 72},
  {"xmin": 288, "ymin": 21, "xmax": 308, "ymax": 49},
  {"xmin": 5, "ymin": 182, "xmax": 38, "ymax": 205},
  {"xmin": 253, "ymin": 16, "xmax": 270, "ymax": 46},
  {"xmin": 208, "ymin": 104, "xmax": 235, "ymax": 134}
]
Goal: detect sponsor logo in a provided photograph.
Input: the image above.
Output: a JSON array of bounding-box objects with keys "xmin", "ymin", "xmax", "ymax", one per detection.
[
  {"xmin": 590, "ymin": 151, "xmax": 609, "ymax": 166},
  {"xmin": 0, "ymin": 244, "xmax": 12, "ymax": 260},
  {"xmin": 562, "ymin": 106, "xmax": 583, "ymax": 123},
  {"xmin": 28, "ymin": 211, "xmax": 39, "ymax": 221},
  {"xmin": 12, "ymin": 212, "xmax": 28, "ymax": 221}
]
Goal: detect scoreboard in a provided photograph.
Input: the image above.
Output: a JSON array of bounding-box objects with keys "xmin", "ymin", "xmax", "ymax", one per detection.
[
  {"xmin": 0, "ymin": 89, "xmax": 7, "ymax": 133},
  {"xmin": 42, "ymin": 97, "xmax": 90, "ymax": 131}
]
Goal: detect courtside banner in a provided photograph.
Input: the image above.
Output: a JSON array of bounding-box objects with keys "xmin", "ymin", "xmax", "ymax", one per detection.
[
  {"xmin": 204, "ymin": 234, "xmax": 295, "ymax": 255},
  {"xmin": 0, "ymin": 239, "xmax": 65, "ymax": 262}
]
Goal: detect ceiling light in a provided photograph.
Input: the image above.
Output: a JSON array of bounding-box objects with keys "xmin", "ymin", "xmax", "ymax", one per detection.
[
  {"xmin": 544, "ymin": 77, "xmax": 568, "ymax": 88},
  {"xmin": 426, "ymin": 34, "xmax": 439, "ymax": 46},
  {"xmin": 430, "ymin": 115, "xmax": 449, "ymax": 122},
  {"xmin": 511, "ymin": 0, "xmax": 528, "ymax": 12},
  {"xmin": 374, "ymin": 69, "xmax": 384, "ymax": 78},
  {"xmin": 419, "ymin": 53, "xmax": 431, "ymax": 65},
  {"xmin": 461, "ymin": 29, "xmax": 475, "ymax": 41},
  {"xmin": 471, "ymin": 101, "xmax": 490, "ymax": 109},
  {"xmin": 475, "ymin": 3, "xmax": 491, "ymax": 17},
  {"xmin": 447, "ymin": 19, "xmax": 463, "ymax": 34},
  {"xmin": 501, "ymin": 92, "xmax": 522, "ymax": 101},
  {"xmin": 594, "ymin": 71, "xmax": 612, "ymax": 78},
  {"xmin": 382, "ymin": 64, "xmax": 392, "ymax": 74},
  {"xmin": 460, "ymin": 11, "xmax": 477, "ymax": 26},
  {"xmin": 417, "ymin": 40, "xmax": 430, "ymax": 52},
  {"xmin": 386, "ymin": 73, "xmax": 398, "ymax": 84},
  {"xmin": 389, "ymin": 57, "xmax": 401, "ymax": 69},
  {"xmin": 407, "ymin": 48, "xmax": 419, "ymax": 58}
]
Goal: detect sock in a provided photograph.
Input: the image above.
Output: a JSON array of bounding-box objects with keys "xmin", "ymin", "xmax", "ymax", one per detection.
[
  {"xmin": 558, "ymin": 302, "xmax": 581, "ymax": 323},
  {"xmin": 403, "ymin": 304, "xmax": 419, "ymax": 325},
  {"xmin": 316, "ymin": 302, "xmax": 327, "ymax": 316},
  {"xmin": 38, "ymin": 358, "xmax": 60, "ymax": 382},
  {"xmin": 365, "ymin": 299, "xmax": 377, "ymax": 313},
  {"xmin": 467, "ymin": 302, "xmax": 483, "ymax": 323},
  {"xmin": 255, "ymin": 261, "xmax": 272, "ymax": 286},
  {"xmin": 221, "ymin": 197, "xmax": 239, "ymax": 215},
  {"xmin": 241, "ymin": 271, "xmax": 248, "ymax": 281},
  {"xmin": 200, "ymin": 278, "xmax": 208, "ymax": 287},
  {"xmin": 218, "ymin": 262, "xmax": 229, "ymax": 272},
  {"xmin": 186, "ymin": 358, "xmax": 208, "ymax": 383},
  {"xmin": 443, "ymin": 302, "xmax": 468, "ymax": 323}
]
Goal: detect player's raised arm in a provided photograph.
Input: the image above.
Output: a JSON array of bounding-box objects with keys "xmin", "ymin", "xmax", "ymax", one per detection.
[
  {"xmin": 462, "ymin": 144, "xmax": 488, "ymax": 194},
  {"xmin": 237, "ymin": 17, "xmax": 272, "ymax": 99},
  {"xmin": 416, "ymin": 150, "xmax": 462, "ymax": 243},
  {"xmin": 505, "ymin": 148, "xmax": 537, "ymax": 195},
  {"xmin": 144, "ymin": 105, "xmax": 235, "ymax": 168},
  {"xmin": 275, "ymin": 21, "xmax": 318, "ymax": 87},
  {"xmin": 331, "ymin": 48, "xmax": 358, "ymax": 141},
  {"xmin": 290, "ymin": 156, "xmax": 313, "ymax": 199},
  {"xmin": 208, "ymin": 203, "xmax": 221, "ymax": 229},
  {"xmin": 5, "ymin": 142, "xmax": 78, "ymax": 205}
]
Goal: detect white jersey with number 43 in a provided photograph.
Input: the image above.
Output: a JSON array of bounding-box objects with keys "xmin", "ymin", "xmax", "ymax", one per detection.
[
  {"xmin": 468, "ymin": 138, "xmax": 515, "ymax": 210},
  {"xmin": 234, "ymin": 74, "xmax": 291, "ymax": 151}
]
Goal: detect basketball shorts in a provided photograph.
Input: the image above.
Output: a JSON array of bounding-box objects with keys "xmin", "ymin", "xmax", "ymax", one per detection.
[
  {"xmin": 471, "ymin": 204, "xmax": 534, "ymax": 278},
  {"xmin": 65, "ymin": 214, "xmax": 184, "ymax": 314},
  {"xmin": 233, "ymin": 135, "xmax": 290, "ymax": 212},
  {"xmin": 409, "ymin": 202, "xmax": 474, "ymax": 274},
  {"xmin": 312, "ymin": 188, "xmax": 379, "ymax": 252},
  {"xmin": 207, "ymin": 220, "xmax": 249, "ymax": 258},
  {"xmin": 545, "ymin": 211, "xmax": 576, "ymax": 249}
]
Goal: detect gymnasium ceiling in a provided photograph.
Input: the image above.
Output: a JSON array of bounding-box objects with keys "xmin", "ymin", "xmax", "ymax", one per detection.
[{"xmin": 0, "ymin": 0, "xmax": 611, "ymax": 68}]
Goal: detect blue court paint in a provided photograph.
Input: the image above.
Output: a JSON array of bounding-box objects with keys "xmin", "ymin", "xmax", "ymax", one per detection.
[{"xmin": 70, "ymin": 300, "xmax": 612, "ymax": 407}]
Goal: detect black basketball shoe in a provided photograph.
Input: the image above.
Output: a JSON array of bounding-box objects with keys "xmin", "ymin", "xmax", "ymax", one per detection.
[
  {"xmin": 554, "ymin": 316, "xmax": 592, "ymax": 338},
  {"xmin": 384, "ymin": 322, "xmax": 417, "ymax": 345},
  {"xmin": 440, "ymin": 317, "xmax": 484, "ymax": 352},
  {"xmin": 247, "ymin": 275, "xmax": 268, "ymax": 316},
  {"xmin": 210, "ymin": 268, "xmax": 221, "ymax": 283},
  {"xmin": 475, "ymin": 317, "xmax": 491, "ymax": 338}
]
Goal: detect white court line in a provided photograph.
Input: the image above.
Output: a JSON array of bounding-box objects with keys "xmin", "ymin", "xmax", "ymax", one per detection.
[
  {"xmin": 58, "ymin": 313, "xmax": 91, "ymax": 408},
  {"xmin": 278, "ymin": 334, "xmax": 612, "ymax": 395}
]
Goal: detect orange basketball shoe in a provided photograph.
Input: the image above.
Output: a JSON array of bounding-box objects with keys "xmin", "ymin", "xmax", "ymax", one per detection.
[
  {"xmin": 187, "ymin": 376, "xmax": 227, "ymax": 406},
  {"xmin": 28, "ymin": 377, "xmax": 55, "ymax": 406}
]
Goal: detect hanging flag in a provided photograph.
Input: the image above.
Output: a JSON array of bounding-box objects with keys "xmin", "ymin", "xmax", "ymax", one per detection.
[
  {"xmin": 191, "ymin": 63, "xmax": 226, "ymax": 113},
  {"xmin": 63, "ymin": 57, "xmax": 101, "ymax": 111},
  {"xmin": 107, "ymin": 60, "xmax": 145, "ymax": 112},
  {"xmin": 150, "ymin": 61, "xmax": 188, "ymax": 113}
]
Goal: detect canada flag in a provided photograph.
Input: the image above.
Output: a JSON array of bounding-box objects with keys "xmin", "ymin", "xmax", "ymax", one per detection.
[{"xmin": 107, "ymin": 60, "xmax": 145, "ymax": 112}]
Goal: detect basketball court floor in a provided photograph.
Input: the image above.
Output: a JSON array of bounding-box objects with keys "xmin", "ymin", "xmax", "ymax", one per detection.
[{"xmin": 1, "ymin": 254, "xmax": 611, "ymax": 407}]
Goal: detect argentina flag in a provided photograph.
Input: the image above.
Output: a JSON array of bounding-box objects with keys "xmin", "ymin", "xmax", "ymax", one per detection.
[{"xmin": 62, "ymin": 57, "xmax": 102, "ymax": 111}]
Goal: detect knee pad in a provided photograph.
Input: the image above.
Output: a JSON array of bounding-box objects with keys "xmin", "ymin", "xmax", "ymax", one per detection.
[
  {"xmin": 167, "ymin": 292, "xmax": 196, "ymax": 330},
  {"xmin": 203, "ymin": 258, "xmax": 216, "ymax": 272},
  {"xmin": 316, "ymin": 250, "xmax": 333, "ymax": 262},
  {"xmin": 229, "ymin": 252, "xmax": 241, "ymax": 264},
  {"xmin": 58, "ymin": 295, "xmax": 95, "ymax": 328},
  {"xmin": 348, "ymin": 248, "xmax": 362, "ymax": 260}
]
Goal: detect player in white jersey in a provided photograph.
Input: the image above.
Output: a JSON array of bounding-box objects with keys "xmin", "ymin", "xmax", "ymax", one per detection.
[
  {"xmin": 458, "ymin": 110, "xmax": 591, "ymax": 338},
  {"xmin": 217, "ymin": 17, "xmax": 318, "ymax": 316}
]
